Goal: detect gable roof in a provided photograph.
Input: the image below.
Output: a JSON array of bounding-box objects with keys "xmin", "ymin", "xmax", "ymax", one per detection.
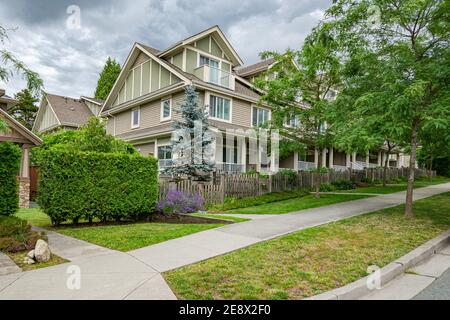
[
  {"xmin": 235, "ymin": 58, "xmax": 276, "ymax": 77},
  {"xmin": 0, "ymin": 108, "xmax": 42, "ymax": 145},
  {"xmin": 0, "ymin": 89, "xmax": 18, "ymax": 107},
  {"xmin": 46, "ymin": 93, "xmax": 94, "ymax": 127},
  {"xmin": 33, "ymin": 93, "xmax": 95, "ymax": 132},
  {"xmin": 158, "ymin": 25, "xmax": 244, "ymax": 67},
  {"xmin": 101, "ymin": 43, "xmax": 192, "ymax": 112},
  {"xmin": 80, "ymin": 96, "xmax": 103, "ymax": 105}
]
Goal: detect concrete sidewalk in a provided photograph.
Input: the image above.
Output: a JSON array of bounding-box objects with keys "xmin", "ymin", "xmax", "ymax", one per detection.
[
  {"xmin": 130, "ymin": 183, "xmax": 450, "ymax": 272},
  {"xmin": 0, "ymin": 230, "xmax": 176, "ymax": 300},
  {"xmin": 361, "ymin": 244, "xmax": 450, "ymax": 300},
  {"xmin": 0, "ymin": 182, "xmax": 449, "ymax": 299}
]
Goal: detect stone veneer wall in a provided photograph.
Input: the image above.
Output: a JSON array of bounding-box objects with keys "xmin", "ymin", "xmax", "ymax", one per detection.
[{"xmin": 18, "ymin": 177, "xmax": 30, "ymax": 209}]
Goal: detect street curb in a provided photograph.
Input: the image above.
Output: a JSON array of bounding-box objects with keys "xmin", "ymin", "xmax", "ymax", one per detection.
[{"xmin": 306, "ymin": 229, "xmax": 450, "ymax": 300}]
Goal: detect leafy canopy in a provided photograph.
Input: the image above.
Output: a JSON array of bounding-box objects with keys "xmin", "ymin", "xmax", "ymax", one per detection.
[
  {"xmin": 32, "ymin": 117, "xmax": 138, "ymax": 164},
  {"xmin": 94, "ymin": 57, "xmax": 121, "ymax": 100},
  {"xmin": 7, "ymin": 88, "xmax": 39, "ymax": 130},
  {"xmin": 1, "ymin": 24, "xmax": 43, "ymax": 96}
]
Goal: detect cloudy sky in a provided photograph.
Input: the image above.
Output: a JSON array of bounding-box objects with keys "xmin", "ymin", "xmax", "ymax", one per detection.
[{"xmin": 0, "ymin": 0, "xmax": 331, "ymax": 98}]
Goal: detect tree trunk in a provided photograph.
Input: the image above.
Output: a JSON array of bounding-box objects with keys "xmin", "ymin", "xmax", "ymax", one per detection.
[
  {"xmin": 405, "ymin": 121, "xmax": 419, "ymax": 218},
  {"xmin": 382, "ymin": 151, "xmax": 390, "ymax": 187},
  {"xmin": 428, "ymin": 155, "xmax": 433, "ymax": 181}
]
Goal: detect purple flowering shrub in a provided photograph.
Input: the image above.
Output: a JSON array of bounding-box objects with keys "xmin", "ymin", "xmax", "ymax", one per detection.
[{"xmin": 157, "ymin": 191, "xmax": 205, "ymax": 214}]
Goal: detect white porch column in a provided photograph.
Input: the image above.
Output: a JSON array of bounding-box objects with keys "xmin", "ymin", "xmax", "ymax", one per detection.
[
  {"xmin": 314, "ymin": 149, "xmax": 319, "ymax": 169},
  {"xmin": 293, "ymin": 151, "xmax": 299, "ymax": 171},
  {"xmin": 377, "ymin": 151, "xmax": 382, "ymax": 166},
  {"xmin": 240, "ymin": 139, "xmax": 247, "ymax": 173},
  {"xmin": 321, "ymin": 148, "xmax": 327, "ymax": 168},
  {"xmin": 352, "ymin": 152, "xmax": 357, "ymax": 163},
  {"xmin": 346, "ymin": 153, "xmax": 351, "ymax": 168},
  {"xmin": 397, "ymin": 153, "xmax": 401, "ymax": 168},
  {"xmin": 365, "ymin": 152, "xmax": 370, "ymax": 168},
  {"xmin": 329, "ymin": 147, "xmax": 334, "ymax": 169},
  {"xmin": 20, "ymin": 144, "xmax": 30, "ymax": 178}
]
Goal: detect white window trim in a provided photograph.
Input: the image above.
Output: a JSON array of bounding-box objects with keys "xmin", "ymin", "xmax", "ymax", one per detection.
[
  {"xmin": 160, "ymin": 97, "xmax": 172, "ymax": 122},
  {"xmin": 131, "ymin": 107, "xmax": 140, "ymax": 129},
  {"xmin": 206, "ymin": 91, "xmax": 232, "ymax": 123},
  {"xmin": 186, "ymin": 45, "xmax": 231, "ymax": 67},
  {"xmin": 197, "ymin": 53, "xmax": 221, "ymax": 70},
  {"xmin": 251, "ymin": 105, "xmax": 271, "ymax": 127}
]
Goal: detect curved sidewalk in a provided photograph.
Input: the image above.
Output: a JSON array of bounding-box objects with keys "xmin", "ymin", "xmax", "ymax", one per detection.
[
  {"xmin": 0, "ymin": 183, "xmax": 449, "ymax": 299},
  {"xmin": 129, "ymin": 183, "xmax": 450, "ymax": 272}
]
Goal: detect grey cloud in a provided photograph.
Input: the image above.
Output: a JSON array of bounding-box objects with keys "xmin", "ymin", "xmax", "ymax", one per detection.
[{"xmin": 0, "ymin": 0, "xmax": 332, "ymax": 97}]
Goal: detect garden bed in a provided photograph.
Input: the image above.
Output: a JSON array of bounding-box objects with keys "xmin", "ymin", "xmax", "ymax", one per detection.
[{"xmin": 164, "ymin": 192, "xmax": 450, "ymax": 299}]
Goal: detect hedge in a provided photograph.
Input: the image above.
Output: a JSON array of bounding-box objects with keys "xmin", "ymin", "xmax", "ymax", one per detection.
[
  {"xmin": 0, "ymin": 142, "xmax": 21, "ymax": 216},
  {"xmin": 37, "ymin": 149, "xmax": 158, "ymax": 225}
]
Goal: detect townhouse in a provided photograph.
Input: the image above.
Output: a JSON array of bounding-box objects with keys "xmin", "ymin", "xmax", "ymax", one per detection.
[
  {"xmin": 99, "ymin": 25, "xmax": 406, "ymax": 173},
  {"xmin": 33, "ymin": 93, "xmax": 103, "ymax": 133}
]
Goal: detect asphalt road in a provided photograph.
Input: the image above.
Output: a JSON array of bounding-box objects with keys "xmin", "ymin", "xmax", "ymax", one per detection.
[{"xmin": 413, "ymin": 267, "xmax": 450, "ymax": 300}]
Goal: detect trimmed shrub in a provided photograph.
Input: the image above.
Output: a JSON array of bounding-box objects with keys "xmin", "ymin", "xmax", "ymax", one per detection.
[
  {"xmin": 331, "ymin": 180, "xmax": 357, "ymax": 190},
  {"xmin": 37, "ymin": 149, "xmax": 158, "ymax": 225},
  {"xmin": 319, "ymin": 183, "xmax": 336, "ymax": 192},
  {"xmin": 0, "ymin": 216, "xmax": 46, "ymax": 252},
  {"xmin": 0, "ymin": 142, "xmax": 21, "ymax": 216},
  {"xmin": 157, "ymin": 191, "xmax": 204, "ymax": 214}
]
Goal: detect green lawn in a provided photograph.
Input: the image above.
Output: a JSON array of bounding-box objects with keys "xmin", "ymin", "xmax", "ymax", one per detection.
[
  {"xmin": 16, "ymin": 208, "xmax": 224, "ymax": 252},
  {"xmin": 164, "ymin": 192, "xmax": 450, "ymax": 300},
  {"xmin": 16, "ymin": 208, "xmax": 52, "ymax": 227},
  {"xmin": 224, "ymin": 194, "xmax": 372, "ymax": 214},
  {"xmin": 57, "ymin": 223, "xmax": 224, "ymax": 251},
  {"xmin": 339, "ymin": 176, "xmax": 450, "ymax": 194}
]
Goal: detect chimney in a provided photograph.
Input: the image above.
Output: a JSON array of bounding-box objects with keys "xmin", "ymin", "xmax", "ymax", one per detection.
[{"xmin": 0, "ymin": 89, "xmax": 5, "ymax": 97}]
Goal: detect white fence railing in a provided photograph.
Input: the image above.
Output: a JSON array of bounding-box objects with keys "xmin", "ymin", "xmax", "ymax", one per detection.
[
  {"xmin": 158, "ymin": 159, "xmax": 173, "ymax": 170},
  {"xmin": 333, "ymin": 165, "xmax": 348, "ymax": 172},
  {"xmin": 298, "ymin": 161, "xmax": 316, "ymax": 171},
  {"xmin": 215, "ymin": 162, "xmax": 243, "ymax": 174},
  {"xmin": 351, "ymin": 161, "xmax": 365, "ymax": 170}
]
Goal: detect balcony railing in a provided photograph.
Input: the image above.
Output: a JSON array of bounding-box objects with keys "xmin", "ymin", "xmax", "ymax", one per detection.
[
  {"xmin": 333, "ymin": 165, "xmax": 348, "ymax": 172},
  {"xmin": 216, "ymin": 162, "xmax": 243, "ymax": 174},
  {"xmin": 158, "ymin": 159, "xmax": 173, "ymax": 170},
  {"xmin": 298, "ymin": 161, "xmax": 316, "ymax": 171},
  {"xmin": 194, "ymin": 65, "xmax": 235, "ymax": 90}
]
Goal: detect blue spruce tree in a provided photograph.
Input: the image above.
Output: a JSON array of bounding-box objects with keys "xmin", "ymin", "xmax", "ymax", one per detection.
[{"xmin": 164, "ymin": 85, "xmax": 215, "ymax": 180}]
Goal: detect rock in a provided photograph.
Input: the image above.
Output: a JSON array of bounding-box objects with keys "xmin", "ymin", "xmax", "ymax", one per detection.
[
  {"xmin": 27, "ymin": 250, "xmax": 35, "ymax": 259},
  {"xmin": 34, "ymin": 239, "xmax": 51, "ymax": 262},
  {"xmin": 23, "ymin": 257, "xmax": 35, "ymax": 265}
]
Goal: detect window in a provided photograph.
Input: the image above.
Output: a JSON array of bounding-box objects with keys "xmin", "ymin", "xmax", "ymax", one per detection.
[
  {"xmin": 161, "ymin": 98, "xmax": 171, "ymax": 121},
  {"xmin": 209, "ymin": 95, "xmax": 231, "ymax": 121},
  {"xmin": 157, "ymin": 145, "xmax": 172, "ymax": 160},
  {"xmin": 319, "ymin": 121, "xmax": 328, "ymax": 133},
  {"xmin": 199, "ymin": 55, "xmax": 219, "ymax": 68},
  {"xmin": 200, "ymin": 55, "xmax": 220, "ymax": 84},
  {"xmin": 285, "ymin": 114, "xmax": 300, "ymax": 127},
  {"xmin": 252, "ymin": 107, "xmax": 270, "ymax": 126},
  {"xmin": 157, "ymin": 145, "xmax": 172, "ymax": 168},
  {"xmin": 131, "ymin": 107, "xmax": 140, "ymax": 128}
]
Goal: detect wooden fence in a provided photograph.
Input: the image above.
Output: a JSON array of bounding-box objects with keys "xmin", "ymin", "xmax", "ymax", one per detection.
[{"xmin": 158, "ymin": 167, "xmax": 435, "ymax": 205}]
